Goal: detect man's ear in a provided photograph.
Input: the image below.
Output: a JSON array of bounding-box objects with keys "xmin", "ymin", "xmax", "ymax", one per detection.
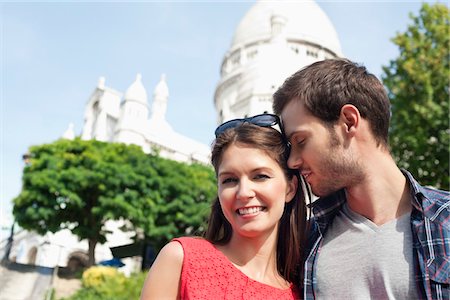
[
  {"xmin": 340, "ymin": 104, "xmax": 360, "ymax": 135},
  {"xmin": 285, "ymin": 175, "xmax": 298, "ymax": 203}
]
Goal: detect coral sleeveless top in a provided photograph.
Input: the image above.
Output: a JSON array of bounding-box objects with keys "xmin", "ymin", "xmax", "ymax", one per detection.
[{"xmin": 173, "ymin": 237, "xmax": 300, "ymax": 300}]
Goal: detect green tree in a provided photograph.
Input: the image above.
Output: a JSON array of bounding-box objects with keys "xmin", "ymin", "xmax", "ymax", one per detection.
[
  {"xmin": 107, "ymin": 150, "xmax": 217, "ymax": 251},
  {"xmin": 382, "ymin": 3, "xmax": 450, "ymax": 190},
  {"xmin": 148, "ymin": 158, "xmax": 216, "ymax": 250},
  {"xmin": 13, "ymin": 138, "xmax": 217, "ymax": 265}
]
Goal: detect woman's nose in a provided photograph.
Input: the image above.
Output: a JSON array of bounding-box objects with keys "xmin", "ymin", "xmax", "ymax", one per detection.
[{"xmin": 236, "ymin": 179, "xmax": 255, "ymax": 200}]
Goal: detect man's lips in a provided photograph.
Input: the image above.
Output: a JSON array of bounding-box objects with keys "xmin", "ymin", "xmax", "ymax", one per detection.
[{"xmin": 301, "ymin": 171, "xmax": 312, "ymax": 179}]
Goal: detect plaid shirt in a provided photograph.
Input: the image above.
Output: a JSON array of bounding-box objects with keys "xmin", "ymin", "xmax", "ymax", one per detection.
[{"xmin": 304, "ymin": 170, "xmax": 450, "ymax": 299}]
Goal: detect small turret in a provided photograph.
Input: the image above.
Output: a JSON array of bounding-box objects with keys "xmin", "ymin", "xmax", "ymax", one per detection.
[
  {"xmin": 114, "ymin": 74, "xmax": 149, "ymax": 147},
  {"xmin": 124, "ymin": 73, "xmax": 148, "ymax": 105},
  {"xmin": 151, "ymin": 74, "xmax": 169, "ymax": 120},
  {"xmin": 62, "ymin": 123, "xmax": 75, "ymax": 140}
]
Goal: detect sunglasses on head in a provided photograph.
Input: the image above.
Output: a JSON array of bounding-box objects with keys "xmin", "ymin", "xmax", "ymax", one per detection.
[{"xmin": 214, "ymin": 113, "xmax": 284, "ymax": 138}]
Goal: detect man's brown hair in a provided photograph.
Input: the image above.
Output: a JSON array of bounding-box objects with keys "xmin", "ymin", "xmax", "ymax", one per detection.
[{"xmin": 273, "ymin": 59, "xmax": 391, "ymax": 146}]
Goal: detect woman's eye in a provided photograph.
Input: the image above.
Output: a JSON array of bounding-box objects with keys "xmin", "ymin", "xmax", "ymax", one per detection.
[
  {"xmin": 221, "ymin": 177, "xmax": 237, "ymax": 184},
  {"xmin": 254, "ymin": 174, "xmax": 270, "ymax": 180}
]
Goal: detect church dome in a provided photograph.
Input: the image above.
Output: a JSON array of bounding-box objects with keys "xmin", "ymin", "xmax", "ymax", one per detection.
[
  {"xmin": 124, "ymin": 73, "xmax": 148, "ymax": 104},
  {"xmin": 230, "ymin": 0, "xmax": 341, "ymax": 55},
  {"xmin": 214, "ymin": 0, "xmax": 342, "ymax": 124}
]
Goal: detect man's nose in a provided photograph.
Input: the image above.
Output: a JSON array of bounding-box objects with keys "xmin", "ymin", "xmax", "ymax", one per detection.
[{"xmin": 288, "ymin": 152, "xmax": 303, "ymax": 170}]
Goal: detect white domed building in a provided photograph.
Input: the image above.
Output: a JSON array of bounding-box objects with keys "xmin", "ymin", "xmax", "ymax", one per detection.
[{"xmin": 215, "ymin": 0, "xmax": 342, "ymax": 123}]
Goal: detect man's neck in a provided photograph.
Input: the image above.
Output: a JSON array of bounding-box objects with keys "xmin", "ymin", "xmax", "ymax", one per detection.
[{"xmin": 345, "ymin": 154, "xmax": 412, "ymax": 226}]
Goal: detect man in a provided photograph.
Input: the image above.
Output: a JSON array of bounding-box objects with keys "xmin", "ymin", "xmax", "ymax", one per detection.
[{"xmin": 273, "ymin": 59, "xmax": 449, "ymax": 299}]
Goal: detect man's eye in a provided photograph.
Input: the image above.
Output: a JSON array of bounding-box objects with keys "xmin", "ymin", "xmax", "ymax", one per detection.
[
  {"xmin": 296, "ymin": 138, "xmax": 305, "ymax": 147},
  {"xmin": 290, "ymin": 136, "xmax": 305, "ymax": 147}
]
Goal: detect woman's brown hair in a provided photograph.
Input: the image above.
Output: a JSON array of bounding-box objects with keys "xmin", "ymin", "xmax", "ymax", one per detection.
[{"xmin": 204, "ymin": 123, "xmax": 309, "ymax": 284}]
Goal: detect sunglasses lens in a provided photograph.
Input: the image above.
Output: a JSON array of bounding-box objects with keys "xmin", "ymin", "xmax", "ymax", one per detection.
[
  {"xmin": 215, "ymin": 120, "xmax": 243, "ymax": 137},
  {"xmin": 214, "ymin": 114, "xmax": 280, "ymax": 137},
  {"xmin": 252, "ymin": 115, "xmax": 278, "ymax": 126}
]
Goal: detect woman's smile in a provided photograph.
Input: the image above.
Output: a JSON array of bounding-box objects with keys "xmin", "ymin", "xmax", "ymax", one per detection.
[{"xmin": 237, "ymin": 206, "xmax": 267, "ymax": 216}]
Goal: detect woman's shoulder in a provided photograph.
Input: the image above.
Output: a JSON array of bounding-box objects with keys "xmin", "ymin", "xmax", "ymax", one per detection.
[
  {"xmin": 172, "ymin": 236, "xmax": 213, "ymax": 250},
  {"xmin": 140, "ymin": 241, "xmax": 184, "ymax": 299},
  {"xmin": 171, "ymin": 237, "xmax": 232, "ymax": 272},
  {"xmin": 155, "ymin": 237, "xmax": 215, "ymax": 267},
  {"xmin": 154, "ymin": 240, "xmax": 185, "ymax": 265}
]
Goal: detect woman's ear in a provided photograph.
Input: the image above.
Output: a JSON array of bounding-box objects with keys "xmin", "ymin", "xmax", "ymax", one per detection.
[
  {"xmin": 340, "ymin": 104, "xmax": 360, "ymax": 135},
  {"xmin": 285, "ymin": 175, "xmax": 298, "ymax": 203}
]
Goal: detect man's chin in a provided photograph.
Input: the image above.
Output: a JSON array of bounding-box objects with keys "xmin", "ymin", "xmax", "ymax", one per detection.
[{"xmin": 311, "ymin": 185, "xmax": 340, "ymax": 198}]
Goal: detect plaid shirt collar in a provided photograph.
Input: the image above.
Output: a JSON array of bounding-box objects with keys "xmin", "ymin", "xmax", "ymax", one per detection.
[
  {"xmin": 403, "ymin": 169, "xmax": 450, "ymax": 224},
  {"xmin": 309, "ymin": 188, "xmax": 346, "ymax": 235}
]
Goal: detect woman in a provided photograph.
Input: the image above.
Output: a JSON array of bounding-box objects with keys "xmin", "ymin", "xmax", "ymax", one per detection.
[{"xmin": 141, "ymin": 114, "xmax": 309, "ymax": 299}]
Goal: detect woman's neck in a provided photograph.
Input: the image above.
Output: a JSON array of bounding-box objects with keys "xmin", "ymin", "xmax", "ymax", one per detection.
[{"xmin": 217, "ymin": 232, "xmax": 290, "ymax": 289}]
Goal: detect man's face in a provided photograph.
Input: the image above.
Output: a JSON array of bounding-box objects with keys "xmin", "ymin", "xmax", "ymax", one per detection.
[{"xmin": 281, "ymin": 100, "xmax": 364, "ymax": 197}]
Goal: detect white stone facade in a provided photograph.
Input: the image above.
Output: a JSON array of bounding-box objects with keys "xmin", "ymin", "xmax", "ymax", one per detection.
[
  {"xmin": 79, "ymin": 74, "xmax": 211, "ymax": 165},
  {"xmin": 214, "ymin": 0, "xmax": 342, "ymax": 123}
]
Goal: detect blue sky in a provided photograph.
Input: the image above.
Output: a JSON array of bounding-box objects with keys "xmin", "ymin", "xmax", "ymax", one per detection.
[{"xmin": 1, "ymin": 0, "xmax": 433, "ymax": 235}]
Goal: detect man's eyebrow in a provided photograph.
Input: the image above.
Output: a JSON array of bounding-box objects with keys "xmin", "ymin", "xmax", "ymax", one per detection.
[{"xmin": 287, "ymin": 129, "xmax": 307, "ymax": 143}]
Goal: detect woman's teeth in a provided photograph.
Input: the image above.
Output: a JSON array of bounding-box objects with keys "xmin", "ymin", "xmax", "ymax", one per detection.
[{"xmin": 238, "ymin": 207, "xmax": 264, "ymax": 215}]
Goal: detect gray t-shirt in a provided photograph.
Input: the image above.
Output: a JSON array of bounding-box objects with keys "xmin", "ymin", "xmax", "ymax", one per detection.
[{"xmin": 315, "ymin": 203, "xmax": 419, "ymax": 300}]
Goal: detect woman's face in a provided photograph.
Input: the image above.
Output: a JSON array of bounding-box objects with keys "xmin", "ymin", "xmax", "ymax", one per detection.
[{"xmin": 217, "ymin": 143, "xmax": 296, "ymax": 239}]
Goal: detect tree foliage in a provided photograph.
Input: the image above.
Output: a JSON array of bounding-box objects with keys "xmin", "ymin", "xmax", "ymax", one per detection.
[
  {"xmin": 108, "ymin": 147, "xmax": 217, "ymax": 251},
  {"xmin": 382, "ymin": 3, "xmax": 449, "ymax": 190},
  {"xmin": 13, "ymin": 138, "xmax": 217, "ymax": 265}
]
